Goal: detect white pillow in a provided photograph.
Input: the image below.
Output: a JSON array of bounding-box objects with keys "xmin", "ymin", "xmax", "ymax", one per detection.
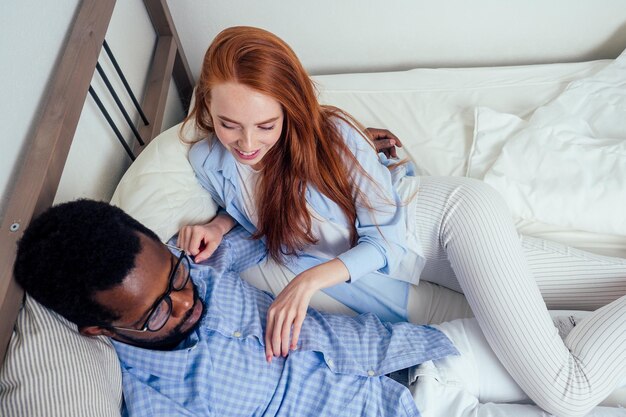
[
  {"xmin": 469, "ymin": 50, "xmax": 626, "ymax": 236},
  {"xmin": 467, "ymin": 107, "xmax": 526, "ymax": 179},
  {"xmin": 110, "ymin": 123, "xmax": 217, "ymax": 242},
  {"xmin": 0, "ymin": 296, "xmax": 122, "ymax": 417},
  {"xmin": 313, "ymin": 60, "xmax": 609, "ymax": 177}
]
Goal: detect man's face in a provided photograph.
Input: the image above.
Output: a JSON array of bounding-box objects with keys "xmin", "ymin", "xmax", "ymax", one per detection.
[{"xmin": 89, "ymin": 233, "xmax": 204, "ymax": 350}]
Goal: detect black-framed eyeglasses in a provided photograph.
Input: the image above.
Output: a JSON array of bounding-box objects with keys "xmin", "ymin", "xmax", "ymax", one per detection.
[{"xmin": 111, "ymin": 245, "xmax": 191, "ymax": 333}]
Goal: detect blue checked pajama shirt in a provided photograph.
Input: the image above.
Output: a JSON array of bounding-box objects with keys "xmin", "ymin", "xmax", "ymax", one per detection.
[{"xmin": 113, "ymin": 226, "xmax": 458, "ymax": 417}]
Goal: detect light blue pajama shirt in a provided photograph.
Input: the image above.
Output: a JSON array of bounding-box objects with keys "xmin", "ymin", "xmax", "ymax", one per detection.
[
  {"xmin": 113, "ymin": 226, "xmax": 457, "ymax": 417},
  {"xmin": 189, "ymin": 120, "xmax": 425, "ymax": 322}
]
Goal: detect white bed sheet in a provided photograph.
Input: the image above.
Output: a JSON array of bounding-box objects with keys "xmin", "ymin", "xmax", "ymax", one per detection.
[
  {"xmin": 473, "ymin": 50, "xmax": 626, "ymax": 237},
  {"xmin": 313, "ymin": 60, "xmax": 626, "ymax": 258}
]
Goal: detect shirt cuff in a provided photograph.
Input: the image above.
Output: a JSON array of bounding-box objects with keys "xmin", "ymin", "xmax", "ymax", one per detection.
[{"xmin": 337, "ymin": 242, "xmax": 387, "ymax": 283}]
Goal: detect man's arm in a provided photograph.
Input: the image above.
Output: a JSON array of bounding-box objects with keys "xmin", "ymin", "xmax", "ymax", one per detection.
[{"xmin": 221, "ymin": 226, "xmax": 267, "ymax": 272}]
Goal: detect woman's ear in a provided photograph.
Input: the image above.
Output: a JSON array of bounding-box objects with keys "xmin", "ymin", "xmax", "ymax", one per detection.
[{"xmin": 79, "ymin": 326, "xmax": 115, "ymax": 338}]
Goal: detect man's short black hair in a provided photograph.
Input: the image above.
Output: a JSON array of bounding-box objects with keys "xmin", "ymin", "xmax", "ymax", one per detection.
[{"xmin": 14, "ymin": 199, "xmax": 161, "ymax": 327}]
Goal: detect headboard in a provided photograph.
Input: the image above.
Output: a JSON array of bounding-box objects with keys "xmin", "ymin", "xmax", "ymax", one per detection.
[{"xmin": 0, "ymin": 0, "xmax": 194, "ymax": 364}]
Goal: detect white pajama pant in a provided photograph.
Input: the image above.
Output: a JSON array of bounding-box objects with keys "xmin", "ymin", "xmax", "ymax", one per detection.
[
  {"xmin": 405, "ymin": 176, "xmax": 626, "ymax": 417},
  {"xmin": 240, "ymin": 176, "xmax": 626, "ymax": 417},
  {"xmin": 410, "ymin": 317, "xmax": 626, "ymax": 417}
]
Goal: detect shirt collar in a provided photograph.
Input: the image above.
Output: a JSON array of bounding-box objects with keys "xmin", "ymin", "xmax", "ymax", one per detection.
[
  {"xmin": 204, "ymin": 136, "xmax": 237, "ymax": 182},
  {"xmin": 112, "ymin": 332, "xmax": 200, "ymax": 381},
  {"xmin": 112, "ymin": 257, "xmax": 207, "ymax": 382}
]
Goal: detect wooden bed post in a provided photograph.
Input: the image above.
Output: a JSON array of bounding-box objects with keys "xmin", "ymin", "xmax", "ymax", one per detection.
[
  {"xmin": 139, "ymin": 0, "xmax": 195, "ymax": 153},
  {"xmin": 0, "ymin": 0, "xmax": 194, "ymax": 365},
  {"xmin": 0, "ymin": 0, "xmax": 117, "ymax": 363},
  {"xmin": 143, "ymin": 0, "xmax": 195, "ymax": 114}
]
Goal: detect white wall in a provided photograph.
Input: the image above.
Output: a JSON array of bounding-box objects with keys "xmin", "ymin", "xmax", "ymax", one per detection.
[
  {"xmin": 0, "ymin": 0, "xmax": 80, "ymax": 219},
  {"xmin": 169, "ymin": 0, "xmax": 626, "ymax": 77},
  {"xmin": 3, "ymin": 1, "xmax": 625, "ymax": 221},
  {"xmin": 0, "ymin": 0, "xmax": 185, "ymax": 220}
]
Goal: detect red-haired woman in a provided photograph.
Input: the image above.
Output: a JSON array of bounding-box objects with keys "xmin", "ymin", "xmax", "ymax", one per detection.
[{"xmin": 178, "ymin": 26, "xmax": 625, "ymax": 417}]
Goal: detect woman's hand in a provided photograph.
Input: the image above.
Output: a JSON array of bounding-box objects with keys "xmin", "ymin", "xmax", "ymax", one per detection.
[
  {"xmin": 264, "ymin": 259, "xmax": 350, "ymax": 362},
  {"xmin": 264, "ymin": 273, "xmax": 316, "ymax": 361},
  {"xmin": 177, "ymin": 213, "xmax": 236, "ymax": 262}
]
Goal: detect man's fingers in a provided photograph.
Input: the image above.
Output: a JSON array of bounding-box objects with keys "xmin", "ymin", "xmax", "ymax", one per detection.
[
  {"xmin": 367, "ymin": 127, "xmax": 393, "ymax": 139},
  {"xmin": 374, "ymin": 138, "xmax": 395, "ymax": 151}
]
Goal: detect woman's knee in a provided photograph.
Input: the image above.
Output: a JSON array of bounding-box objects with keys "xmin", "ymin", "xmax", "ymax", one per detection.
[{"xmin": 440, "ymin": 177, "xmax": 511, "ymax": 223}]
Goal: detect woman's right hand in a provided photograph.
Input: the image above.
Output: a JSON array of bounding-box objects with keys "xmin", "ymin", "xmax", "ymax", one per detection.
[{"xmin": 177, "ymin": 222, "xmax": 225, "ymax": 263}]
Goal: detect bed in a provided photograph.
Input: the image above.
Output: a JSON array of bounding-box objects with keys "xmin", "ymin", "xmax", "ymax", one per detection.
[{"xmin": 1, "ymin": 1, "xmax": 625, "ymax": 416}]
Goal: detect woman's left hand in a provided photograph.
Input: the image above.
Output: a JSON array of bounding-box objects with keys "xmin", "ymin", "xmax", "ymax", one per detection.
[
  {"xmin": 264, "ymin": 273, "xmax": 316, "ymax": 361},
  {"xmin": 264, "ymin": 259, "xmax": 351, "ymax": 362}
]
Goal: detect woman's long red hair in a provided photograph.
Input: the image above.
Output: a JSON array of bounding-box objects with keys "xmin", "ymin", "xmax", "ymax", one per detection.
[{"xmin": 183, "ymin": 26, "xmax": 377, "ymax": 262}]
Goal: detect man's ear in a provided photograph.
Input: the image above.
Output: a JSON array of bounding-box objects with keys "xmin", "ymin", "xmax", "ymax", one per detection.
[{"xmin": 79, "ymin": 325, "xmax": 115, "ymax": 338}]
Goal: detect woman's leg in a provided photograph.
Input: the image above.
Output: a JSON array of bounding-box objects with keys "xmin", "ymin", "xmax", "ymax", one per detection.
[
  {"xmin": 523, "ymin": 235, "xmax": 626, "ymax": 310},
  {"xmin": 412, "ymin": 176, "xmax": 626, "ymax": 417},
  {"xmin": 408, "ymin": 234, "xmax": 626, "ymax": 323},
  {"xmin": 410, "ymin": 317, "xmax": 626, "ymax": 417}
]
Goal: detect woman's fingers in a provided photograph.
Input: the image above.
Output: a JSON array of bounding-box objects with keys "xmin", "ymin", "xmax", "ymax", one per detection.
[
  {"xmin": 178, "ymin": 225, "xmax": 221, "ymax": 261},
  {"xmin": 290, "ymin": 314, "xmax": 304, "ymax": 351},
  {"xmin": 280, "ymin": 314, "xmax": 293, "ymax": 357},
  {"xmin": 265, "ymin": 305, "xmax": 299, "ymax": 360},
  {"xmin": 269, "ymin": 309, "xmax": 286, "ymax": 357},
  {"xmin": 187, "ymin": 230, "xmax": 202, "ymax": 255},
  {"xmin": 194, "ymin": 240, "xmax": 218, "ymax": 263},
  {"xmin": 177, "ymin": 227, "xmax": 191, "ymax": 252},
  {"xmin": 264, "ymin": 276, "xmax": 315, "ymax": 362},
  {"xmin": 264, "ymin": 312, "xmax": 274, "ymax": 362}
]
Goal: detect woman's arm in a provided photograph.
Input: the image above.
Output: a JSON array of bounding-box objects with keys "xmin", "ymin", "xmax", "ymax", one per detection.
[
  {"xmin": 264, "ymin": 258, "xmax": 350, "ymax": 361},
  {"xmin": 177, "ymin": 212, "xmax": 236, "ymax": 262},
  {"xmin": 265, "ymin": 123, "xmax": 409, "ymax": 360},
  {"xmin": 337, "ymin": 122, "xmax": 409, "ymax": 281}
]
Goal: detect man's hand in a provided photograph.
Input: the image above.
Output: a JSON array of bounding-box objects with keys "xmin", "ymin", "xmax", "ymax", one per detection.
[{"xmin": 366, "ymin": 127, "xmax": 403, "ymax": 159}]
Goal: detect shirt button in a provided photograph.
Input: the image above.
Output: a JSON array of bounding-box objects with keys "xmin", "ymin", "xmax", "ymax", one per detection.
[
  {"xmin": 327, "ymin": 359, "xmax": 334, "ymax": 366},
  {"xmin": 367, "ymin": 370, "xmax": 375, "ymax": 377},
  {"xmin": 232, "ymin": 331, "xmax": 242, "ymax": 338}
]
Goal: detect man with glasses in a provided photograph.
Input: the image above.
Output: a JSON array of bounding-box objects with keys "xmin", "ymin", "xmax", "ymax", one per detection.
[{"xmin": 13, "ymin": 200, "xmax": 622, "ymax": 417}]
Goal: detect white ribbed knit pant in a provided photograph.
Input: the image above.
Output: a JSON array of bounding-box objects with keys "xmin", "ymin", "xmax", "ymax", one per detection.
[{"xmin": 407, "ymin": 176, "xmax": 626, "ymax": 417}]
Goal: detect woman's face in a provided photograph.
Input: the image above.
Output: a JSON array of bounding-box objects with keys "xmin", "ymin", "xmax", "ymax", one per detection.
[{"xmin": 210, "ymin": 82, "xmax": 284, "ymax": 170}]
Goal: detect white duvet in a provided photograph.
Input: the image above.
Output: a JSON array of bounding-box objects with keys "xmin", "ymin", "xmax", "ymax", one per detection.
[{"xmin": 469, "ymin": 49, "xmax": 626, "ymax": 236}]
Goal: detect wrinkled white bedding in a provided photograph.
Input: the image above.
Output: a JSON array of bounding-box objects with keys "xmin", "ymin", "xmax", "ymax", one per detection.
[
  {"xmin": 314, "ymin": 59, "xmax": 626, "ymax": 259},
  {"xmin": 472, "ymin": 50, "xmax": 626, "ymax": 236}
]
